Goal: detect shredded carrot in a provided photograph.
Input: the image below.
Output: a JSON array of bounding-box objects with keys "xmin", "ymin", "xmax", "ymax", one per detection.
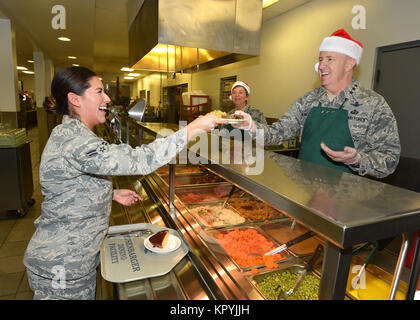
[
  {"xmin": 217, "ymin": 228, "xmax": 287, "ymax": 268},
  {"xmin": 251, "ymin": 268, "xmax": 259, "ymax": 274}
]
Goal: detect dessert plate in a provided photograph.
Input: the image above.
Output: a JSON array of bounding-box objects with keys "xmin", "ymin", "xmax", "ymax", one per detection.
[
  {"xmin": 144, "ymin": 234, "xmax": 181, "ymax": 253},
  {"xmin": 221, "ymin": 118, "xmax": 246, "ymax": 124}
]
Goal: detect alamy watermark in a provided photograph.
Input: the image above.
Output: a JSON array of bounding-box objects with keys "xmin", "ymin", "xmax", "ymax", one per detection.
[
  {"xmin": 157, "ymin": 123, "xmax": 265, "ymax": 175},
  {"xmin": 51, "ymin": 5, "xmax": 66, "ymax": 30},
  {"xmin": 352, "ymin": 5, "xmax": 366, "ymax": 30}
]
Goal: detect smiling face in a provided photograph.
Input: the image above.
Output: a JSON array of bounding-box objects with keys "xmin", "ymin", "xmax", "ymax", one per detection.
[
  {"xmin": 73, "ymin": 76, "xmax": 111, "ymax": 130},
  {"xmin": 231, "ymin": 86, "xmax": 249, "ymax": 109},
  {"xmin": 317, "ymin": 51, "xmax": 355, "ymax": 95}
]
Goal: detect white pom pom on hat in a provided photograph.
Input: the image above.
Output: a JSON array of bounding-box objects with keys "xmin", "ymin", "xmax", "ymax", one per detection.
[{"xmin": 314, "ymin": 29, "xmax": 363, "ymax": 72}]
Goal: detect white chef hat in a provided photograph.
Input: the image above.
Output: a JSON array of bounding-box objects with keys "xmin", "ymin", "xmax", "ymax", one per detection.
[
  {"xmin": 229, "ymin": 81, "xmax": 250, "ymax": 100},
  {"xmin": 314, "ymin": 29, "xmax": 364, "ymax": 72}
]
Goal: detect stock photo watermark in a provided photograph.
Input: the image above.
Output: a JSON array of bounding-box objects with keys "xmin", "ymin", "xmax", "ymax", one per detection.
[
  {"xmin": 352, "ymin": 4, "xmax": 366, "ymax": 30},
  {"xmin": 156, "ymin": 124, "xmax": 266, "ymax": 176}
]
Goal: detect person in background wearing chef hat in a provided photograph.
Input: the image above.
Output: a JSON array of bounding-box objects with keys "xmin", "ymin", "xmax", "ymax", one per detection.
[
  {"xmin": 233, "ymin": 29, "xmax": 400, "ymax": 178},
  {"xmin": 219, "ymin": 81, "xmax": 267, "ymax": 140}
]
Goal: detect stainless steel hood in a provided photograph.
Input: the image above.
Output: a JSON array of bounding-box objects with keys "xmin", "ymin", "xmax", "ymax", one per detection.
[{"xmin": 128, "ymin": 0, "xmax": 262, "ymax": 73}]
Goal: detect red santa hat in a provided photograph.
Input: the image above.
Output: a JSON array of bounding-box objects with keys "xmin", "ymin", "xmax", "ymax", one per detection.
[{"xmin": 314, "ymin": 29, "xmax": 363, "ymax": 72}]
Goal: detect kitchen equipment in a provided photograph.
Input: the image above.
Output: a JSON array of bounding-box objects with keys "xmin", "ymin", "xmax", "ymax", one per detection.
[
  {"xmin": 264, "ymin": 231, "xmax": 315, "ymax": 256},
  {"xmin": 277, "ymin": 244, "xmax": 323, "ymax": 299}
]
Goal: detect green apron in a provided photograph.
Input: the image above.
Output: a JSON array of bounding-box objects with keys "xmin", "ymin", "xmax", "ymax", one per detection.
[{"xmin": 298, "ymin": 100, "xmax": 354, "ymax": 174}]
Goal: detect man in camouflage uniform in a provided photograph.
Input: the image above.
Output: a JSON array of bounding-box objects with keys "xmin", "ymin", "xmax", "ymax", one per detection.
[
  {"xmin": 235, "ymin": 29, "xmax": 400, "ymax": 178},
  {"xmin": 23, "ymin": 115, "xmax": 188, "ymax": 299}
]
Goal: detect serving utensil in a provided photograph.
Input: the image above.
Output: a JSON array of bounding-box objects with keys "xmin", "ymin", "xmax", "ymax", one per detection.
[
  {"xmin": 220, "ymin": 185, "xmax": 237, "ymax": 210},
  {"xmin": 264, "ymin": 231, "xmax": 315, "ymax": 256},
  {"xmin": 277, "ymin": 244, "xmax": 323, "ymax": 299}
]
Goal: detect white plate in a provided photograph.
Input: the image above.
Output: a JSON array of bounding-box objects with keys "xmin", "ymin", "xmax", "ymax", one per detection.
[
  {"xmin": 144, "ymin": 234, "xmax": 181, "ymax": 254},
  {"xmin": 221, "ymin": 118, "xmax": 246, "ymax": 124}
]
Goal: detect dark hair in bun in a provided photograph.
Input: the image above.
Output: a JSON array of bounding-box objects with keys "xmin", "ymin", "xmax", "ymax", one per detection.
[{"xmin": 44, "ymin": 66, "xmax": 96, "ymax": 115}]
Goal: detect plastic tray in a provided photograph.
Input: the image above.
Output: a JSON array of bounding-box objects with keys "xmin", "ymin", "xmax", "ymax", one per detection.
[{"xmin": 100, "ymin": 223, "xmax": 189, "ymax": 283}]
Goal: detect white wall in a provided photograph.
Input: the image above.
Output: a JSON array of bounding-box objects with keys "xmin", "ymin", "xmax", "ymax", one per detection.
[{"xmin": 137, "ymin": 0, "xmax": 420, "ymax": 118}]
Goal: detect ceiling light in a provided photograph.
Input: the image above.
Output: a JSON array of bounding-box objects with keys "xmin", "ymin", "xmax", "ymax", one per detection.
[
  {"xmin": 27, "ymin": 60, "xmax": 34, "ymax": 63},
  {"xmin": 58, "ymin": 37, "xmax": 71, "ymax": 41},
  {"xmin": 127, "ymin": 73, "xmax": 140, "ymax": 77},
  {"xmin": 22, "ymin": 70, "xmax": 34, "ymax": 74},
  {"xmin": 16, "ymin": 66, "xmax": 28, "ymax": 70},
  {"xmin": 121, "ymin": 67, "xmax": 134, "ymax": 72},
  {"xmin": 124, "ymin": 76, "xmax": 134, "ymax": 80},
  {"xmin": 67, "ymin": 56, "xmax": 77, "ymax": 59},
  {"xmin": 72, "ymin": 64, "xmax": 80, "ymax": 66}
]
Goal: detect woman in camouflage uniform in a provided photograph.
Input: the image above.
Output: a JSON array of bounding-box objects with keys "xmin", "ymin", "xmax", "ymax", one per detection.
[
  {"xmin": 220, "ymin": 81, "xmax": 267, "ymax": 140},
  {"xmin": 23, "ymin": 66, "xmax": 223, "ymax": 299}
]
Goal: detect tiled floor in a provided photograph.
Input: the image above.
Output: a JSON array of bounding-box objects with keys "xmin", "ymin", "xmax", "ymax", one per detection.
[{"xmin": 0, "ymin": 126, "xmax": 42, "ymax": 299}]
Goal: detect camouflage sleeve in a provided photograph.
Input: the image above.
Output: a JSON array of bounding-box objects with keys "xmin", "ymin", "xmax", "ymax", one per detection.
[
  {"xmin": 253, "ymin": 99, "xmax": 305, "ymax": 145},
  {"xmin": 247, "ymin": 106, "xmax": 267, "ymax": 125},
  {"xmin": 350, "ymin": 99, "xmax": 400, "ymax": 178},
  {"xmin": 63, "ymin": 129, "xmax": 187, "ymax": 176}
]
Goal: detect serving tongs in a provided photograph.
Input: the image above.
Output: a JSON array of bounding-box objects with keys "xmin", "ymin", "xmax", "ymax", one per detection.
[
  {"xmin": 219, "ymin": 185, "xmax": 237, "ymax": 210},
  {"xmin": 277, "ymin": 244, "xmax": 323, "ymax": 299},
  {"xmin": 264, "ymin": 231, "xmax": 315, "ymax": 256}
]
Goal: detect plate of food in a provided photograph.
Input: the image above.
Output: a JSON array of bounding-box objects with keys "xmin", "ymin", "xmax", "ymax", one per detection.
[
  {"xmin": 221, "ymin": 114, "xmax": 246, "ymax": 124},
  {"xmin": 144, "ymin": 230, "xmax": 181, "ymax": 254}
]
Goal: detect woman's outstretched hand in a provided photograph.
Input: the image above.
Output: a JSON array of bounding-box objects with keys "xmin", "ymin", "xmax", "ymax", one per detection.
[
  {"xmin": 112, "ymin": 189, "xmax": 142, "ymax": 206},
  {"xmin": 185, "ymin": 114, "xmax": 228, "ymax": 139}
]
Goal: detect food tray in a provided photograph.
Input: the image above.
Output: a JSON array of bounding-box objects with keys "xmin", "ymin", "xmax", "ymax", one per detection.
[
  {"xmin": 345, "ymin": 255, "xmax": 407, "ymax": 300},
  {"xmin": 100, "ymin": 223, "xmax": 189, "ymax": 283},
  {"xmin": 186, "ymin": 203, "xmax": 247, "ymax": 229},
  {"xmin": 160, "ymin": 172, "xmax": 227, "ymax": 187},
  {"xmin": 175, "ymin": 184, "xmax": 242, "ymax": 204},
  {"xmin": 250, "ymin": 263, "xmax": 321, "ymax": 300},
  {"xmin": 228, "ymin": 198, "xmax": 286, "ymax": 222},
  {"xmin": 260, "ymin": 220, "xmax": 322, "ymax": 256},
  {"xmin": 206, "ymin": 226, "xmax": 293, "ymax": 272}
]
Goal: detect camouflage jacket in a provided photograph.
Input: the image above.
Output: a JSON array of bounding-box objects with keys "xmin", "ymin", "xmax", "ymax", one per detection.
[
  {"xmin": 254, "ymin": 80, "xmax": 400, "ymax": 178},
  {"xmin": 23, "ymin": 115, "xmax": 187, "ymax": 280}
]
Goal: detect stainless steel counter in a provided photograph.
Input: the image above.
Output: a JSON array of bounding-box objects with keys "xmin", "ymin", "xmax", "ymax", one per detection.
[{"xmin": 131, "ymin": 122, "xmax": 420, "ymax": 300}]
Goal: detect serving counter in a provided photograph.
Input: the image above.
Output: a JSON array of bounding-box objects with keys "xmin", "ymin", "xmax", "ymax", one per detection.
[{"xmin": 103, "ymin": 120, "xmax": 420, "ymax": 300}]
